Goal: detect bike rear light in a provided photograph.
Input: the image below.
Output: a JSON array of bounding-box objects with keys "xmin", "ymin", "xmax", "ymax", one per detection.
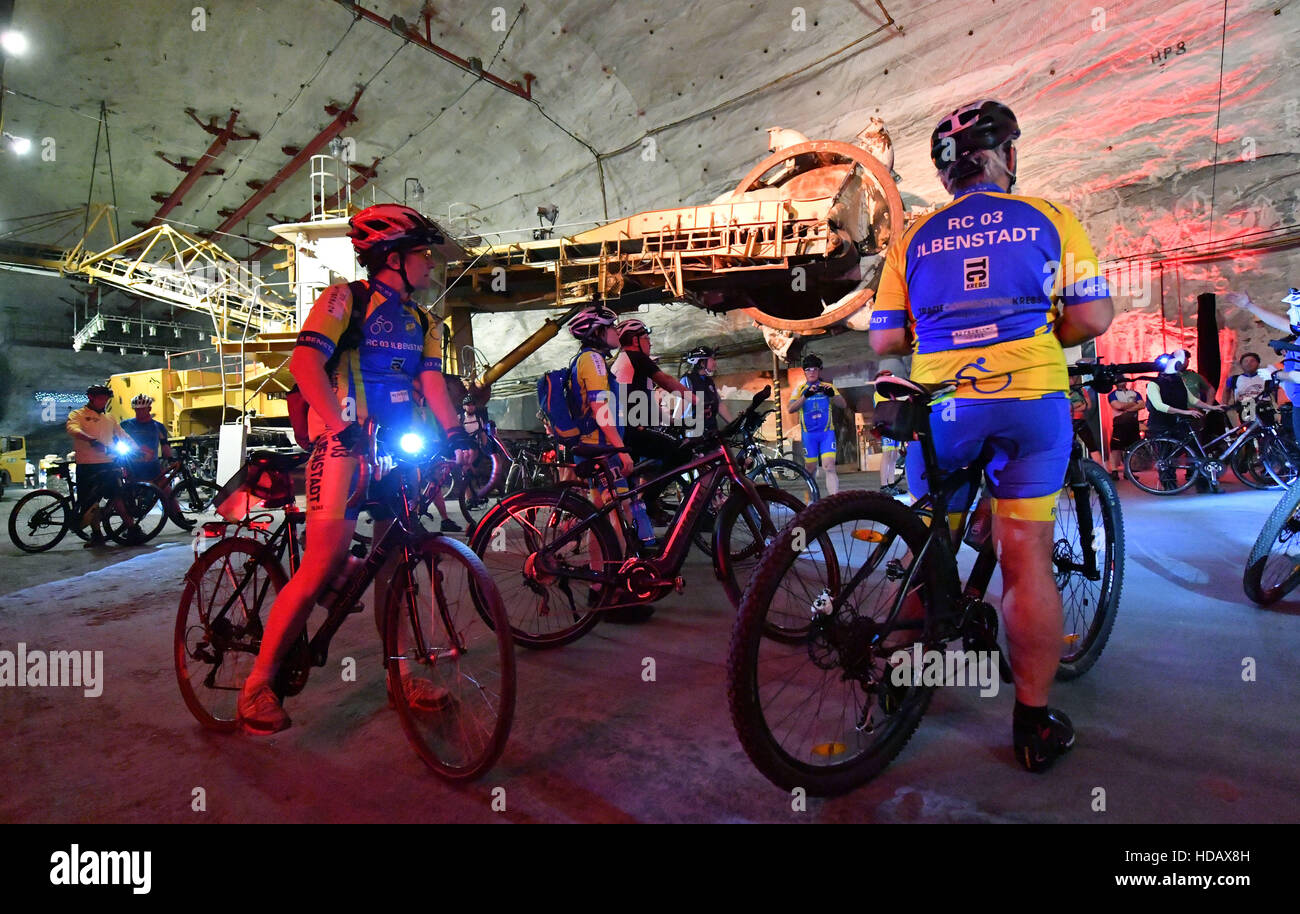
[
  {"xmin": 248, "ymin": 520, "xmax": 270, "ymax": 531},
  {"xmin": 202, "ymin": 521, "xmax": 228, "ymax": 538}
]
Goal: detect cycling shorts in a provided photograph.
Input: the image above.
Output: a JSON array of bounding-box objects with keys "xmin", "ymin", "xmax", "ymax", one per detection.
[
  {"xmin": 305, "ymin": 434, "xmax": 403, "ymax": 522},
  {"xmin": 905, "ymin": 394, "xmax": 1070, "ymax": 521},
  {"xmin": 803, "ymin": 429, "xmax": 837, "ymax": 461}
]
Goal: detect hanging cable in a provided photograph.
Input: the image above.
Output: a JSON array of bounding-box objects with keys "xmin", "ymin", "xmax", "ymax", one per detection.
[{"xmin": 1207, "ymin": 0, "xmax": 1230, "ymax": 245}]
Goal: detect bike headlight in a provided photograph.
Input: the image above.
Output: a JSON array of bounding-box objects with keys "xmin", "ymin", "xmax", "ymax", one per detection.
[
  {"xmin": 113, "ymin": 441, "xmax": 132, "ymax": 455},
  {"xmin": 399, "ymin": 432, "xmax": 425, "ymax": 455}
]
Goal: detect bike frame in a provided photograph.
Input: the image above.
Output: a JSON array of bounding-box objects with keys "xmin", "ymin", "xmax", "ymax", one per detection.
[
  {"xmin": 1167, "ymin": 412, "xmax": 1290, "ymax": 486},
  {"xmin": 534, "ymin": 439, "xmax": 772, "ymax": 590}
]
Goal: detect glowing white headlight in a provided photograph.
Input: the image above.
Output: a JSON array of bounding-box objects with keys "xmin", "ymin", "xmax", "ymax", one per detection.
[
  {"xmin": 399, "ymin": 433, "xmax": 424, "ymax": 455},
  {"xmin": 114, "ymin": 441, "xmax": 132, "ymax": 455}
]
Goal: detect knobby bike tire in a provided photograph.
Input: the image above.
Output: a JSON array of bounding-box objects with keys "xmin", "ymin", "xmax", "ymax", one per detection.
[
  {"xmin": 1243, "ymin": 478, "xmax": 1300, "ymax": 605},
  {"xmin": 469, "ymin": 488, "xmax": 619, "ymax": 648},
  {"xmin": 385, "ymin": 534, "xmax": 516, "ymax": 781},
  {"xmin": 8, "ymin": 489, "xmax": 71, "ymax": 553},
  {"xmin": 727, "ymin": 491, "xmax": 943, "ymax": 796},
  {"xmin": 106, "ymin": 481, "xmax": 168, "ymax": 545},
  {"xmin": 1232, "ymin": 433, "xmax": 1298, "ymax": 490},
  {"xmin": 1055, "ymin": 459, "xmax": 1124, "ymax": 680},
  {"xmin": 175, "ymin": 537, "xmax": 285, "ymax": 731},
  {"xmin": 1125, "ymin": 437, "xmax": 1200, "ymax": 495},
  {"xmin": 715, "ymin": 485, "xmax": 834, "ymax": 643}
]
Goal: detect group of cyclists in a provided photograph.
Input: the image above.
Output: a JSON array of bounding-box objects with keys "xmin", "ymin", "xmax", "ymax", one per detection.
[{"xmin": 33, "ymin": 90, "xmax": 1294, "ymax": 784}]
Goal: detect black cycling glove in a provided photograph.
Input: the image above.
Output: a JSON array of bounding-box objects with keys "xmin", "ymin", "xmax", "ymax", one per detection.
[
  {"xmin": 445, "ymin": 429, "xmax": 475, "ymax": 455},
  {"xmin": 333, "ymin": 422, "xmax": 367, "ymax": 454}
]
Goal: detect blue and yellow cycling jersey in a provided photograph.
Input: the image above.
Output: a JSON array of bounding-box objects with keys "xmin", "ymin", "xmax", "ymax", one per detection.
[
  {"xmin": 871, "ymin": 182, "xmax": 1110, "ymax": 399},
  {"xmin": 794, "ymin": 381, "xmax": 840, "ymax": 434},
  {"xmin": 573, "ymin": 348, "xmax": 614, "ymax": 446},
  {"xmin": 295, "ymin": 279, "xmax": 442, "ymax": 439}
]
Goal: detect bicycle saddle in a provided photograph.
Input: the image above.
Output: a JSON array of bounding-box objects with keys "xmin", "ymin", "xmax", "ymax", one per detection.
[{"xmin": 873, "ymin": 375, "xmax": 955, "ymax": 401}]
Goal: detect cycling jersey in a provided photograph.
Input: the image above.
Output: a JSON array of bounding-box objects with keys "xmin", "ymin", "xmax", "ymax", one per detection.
[
  {"xmin": 680, "ymin": 372, "xmax": 720, "ymax": 436},
  {"xmin": 794, "ymin": 381, "xmax": 839, "ymax": 434},
  {"xmin": 66, "ymin": 406, "xmax": 126, "ymax": 466},
  {"xmin": 295, "ymin": 279, "xmax": 442, "ymax": 441},
  {"xmin": 572, "ymin": 348, "xmax": 614, "ymax": 446},
  {"xmin": 610, "ymin": 349, "xmax": 659, "ymax": 433},
  {"xmin": 119, "ymin": 417, "xmax": 169, "ymax": 479},
  {"xmin": 871, "ymin": 182, "xmax": 1110, "ymax": 400}
]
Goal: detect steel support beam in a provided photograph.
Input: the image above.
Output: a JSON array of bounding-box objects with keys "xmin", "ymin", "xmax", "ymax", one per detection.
[
  {"xmin": 211, "ymin": 89, "xmax": 363, "ymax": 238},
  {"xmin": 149, "ymin": 109, "xmax": 256, "ymax": 227}
]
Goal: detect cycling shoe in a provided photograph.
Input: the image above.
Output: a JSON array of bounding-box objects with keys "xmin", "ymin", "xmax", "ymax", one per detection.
[{"xmin": 1013, "ymin": 707, "xmax": 1075, "ymax": 773}]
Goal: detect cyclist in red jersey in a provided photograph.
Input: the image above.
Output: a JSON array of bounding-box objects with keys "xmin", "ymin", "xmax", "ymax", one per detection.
[
  {"xmin": 236, "ymin": 204, "xmax": 473, "ymax": 735},
  {"xmin": 870, "ymin": 100, "xmax": 1113, "ymax": 772}
]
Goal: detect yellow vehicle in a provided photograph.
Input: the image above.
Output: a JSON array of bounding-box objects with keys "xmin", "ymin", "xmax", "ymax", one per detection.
[{"xmin": 1, "ymin": 435, "xmax": 26, "ymax": 495}]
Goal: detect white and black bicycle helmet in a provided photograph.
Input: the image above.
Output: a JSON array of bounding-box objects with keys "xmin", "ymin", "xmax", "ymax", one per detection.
[
  {"xmin": 931, "ymin": 99, "xmax": 1020, "ymax": 187},
  {"xmin": 130, "ymin": 394, "xmax": 154, "ymax": 409}
]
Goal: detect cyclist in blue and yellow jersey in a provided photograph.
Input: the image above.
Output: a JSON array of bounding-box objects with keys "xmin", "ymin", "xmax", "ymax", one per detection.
[
  {"xmin": 871, "ymin": 366, "xmax": 904, "ymax": 496},
  {"xmin": 236, "ymin": 203, "xmax": 475, "ymax": 735},
  {"xmin": 788, "ymin": 353, "xmax": 847, "ymax": 495},
  {"xmin": 870, "ymin": 99, "xmax": 1114, "ymax": 773},
  {"xmin": 568, "ymin": 306, "xmax": 657, "ymax": 554}
]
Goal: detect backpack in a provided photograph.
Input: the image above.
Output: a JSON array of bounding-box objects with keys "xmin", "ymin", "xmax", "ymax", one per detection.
[
  {"xmin": 286, "ymin": 281, "xmax": 432, "ymax": 449},
  {"xmin": 537, "ymin": 352, "xmax": 598, "ymax": 441}
]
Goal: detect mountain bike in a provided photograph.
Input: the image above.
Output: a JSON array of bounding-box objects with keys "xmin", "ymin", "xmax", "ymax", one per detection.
[
  {"xmin": 727, "ymin": 368, "xmax": 1132, "ymax": 796},
  {"xmin": 1125, "ymin": 395, "xmax": 1298, "ymax": 494},
  {"xmin": 469, "ymin": 387, "xmax": 836, "ymax": 648},
  {"xmin": 1243, "ymin": 475, "xmax": 1300, "ymax": 605},
  {"xmin": 8, "ymin": 457, "xmax": 166, "ymax": 553},
  {"xmin": 174, "ymin": 426, "xmax": 515, "ymax": 781}
]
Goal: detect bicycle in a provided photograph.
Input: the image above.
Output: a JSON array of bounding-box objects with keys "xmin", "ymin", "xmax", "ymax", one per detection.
[
  {"xmin": 1243, "ymin": 475, "xmax": 1300, "ymax": 605},
  {"xmin": 469, "ymin": 386, "xmax": 837, "ymax": 648},
  {"xmin": 8, "ymin": 455, "xmax": 167, "ymax": 553},
  {"xmin": 1125, "ymin": 394, "xmax": 1298, "ymax": 494},
  {"xmin": 174, "ymin": 425, "xmax": 516, "ymax": 781},
  {"xmin": 143, "ymin": 448, "xmax": 220, "ymax": 531},
  {"xmin": 502, "ymin": 431, "xmax": 574, "ymax": 494},
  {"xmin": 657, "ymin": 404, "xmax": 821, "ymax": 556},
  {"xmin": 726, "ymin": 368, "xmax": 1129, "ymax": 795}
]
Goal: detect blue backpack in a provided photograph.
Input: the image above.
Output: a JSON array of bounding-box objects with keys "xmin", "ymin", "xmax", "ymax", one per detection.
[{"xmin": 537, "ymin": 353, "xmax": 598, "ymax": 441}]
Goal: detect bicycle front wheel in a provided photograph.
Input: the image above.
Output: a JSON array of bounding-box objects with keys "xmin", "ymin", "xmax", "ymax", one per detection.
[
  {"xmin": 727, "ymin": 492, "xmax": 940, "ymax": 796},
  {"xmin": 174, "ymin": 475, "xmax": 220, "ymax": 522},
  {"xmin": 1125, "ymin": 437, "xmax": 1199, "ymax": 494},
  {"xmin": 8, "ymin": 489, "xmax": 70, "ymax": 553},
  {"xmin": 1243, "ymin": 479, "xmax": 1300, "ymax": 605},
  {"xmin": 104, "ymin": 482, "xmax": 168, "ymax": 545},
  {"xmin": 175, "ymin": 537, "xmax": 284, "ymax": 731},
  {"xmin": 1233, "ymin": 433, "xmax": 1299, "ymax": 490},
  {"xmin": 385, "ymin": 534, "xmax": 516, "ymax": 781},
  {"xmin": 1054, "ymin": 459, "xmax": 1123, "ymax": 679}
]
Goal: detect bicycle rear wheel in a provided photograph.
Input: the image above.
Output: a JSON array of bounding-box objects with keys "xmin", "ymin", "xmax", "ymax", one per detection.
[
  {"xmin": 8, "ymin": 489, "xmax": 70, "ymax": 553},
  {"xmin": 1125, "ymin": 437, "xmax": 1199, "ymax": 494},
  {"xmin": 385, "ymin": 534, "xmax": 515, "ymax": 781},
  {"xmin": 469, "ymin": 489, "xmax": 618, "ymax": 648},
  {"xmin": 727, "ymin": 492, "xmax": 939, "ymax": 796},
  {"xmin": 175, "ymin": 537, "xmax": 284, "ymax": 731},
  {"xmin": 1232, "ymin": 433, "xmax": 1299, "ymax": 490},
  {"xmin": 174, "ymin": 475, "xmax": 220, "ymax": 522},
  {"xmin": 1054, "ymin": 459, "xmax": 1123, "ymax": 679},
  {"xmin": 1243, "ymin": 480, "xmax": 1300, "ymax": 605}
]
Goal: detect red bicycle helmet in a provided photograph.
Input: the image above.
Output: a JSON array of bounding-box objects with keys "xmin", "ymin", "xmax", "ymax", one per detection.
[{"xmin": 347, "ymin": 203, "xmax": 444, "ymax": 257}]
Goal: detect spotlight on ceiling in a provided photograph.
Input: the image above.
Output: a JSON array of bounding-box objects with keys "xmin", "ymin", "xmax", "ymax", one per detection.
[
  {"xmin": 119, "ymin": 347, "xmax": 127, "ymax": 356},
  {"xmin": 121, "ymin": 322, "xmax": 129, "ymax": 333},
  {"xmin": 148, "ymin": 325, "xmax": 157, "ymax": 336},
  {"xmin": 96, "ymin": 345, "xmax": 103, "ymax": 353},
  {"xmin": 173, "ymin": 327, "xmax": 181, "ymax": 338},
  {"xmin": 1, "ymin": 30, "xmax": 28, "ymax": 56}
]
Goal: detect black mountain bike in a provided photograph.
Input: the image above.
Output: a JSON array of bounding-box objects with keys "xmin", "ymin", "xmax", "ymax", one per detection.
[
  {"xmin": 175, "ymin": 426, "xmax": 515, "ymax": 781},
  {"xmin": 727, "ymin": 368, "xmax": 1128, "ymax": 796},
  {"xmin": 8, "ymin": 458, "xmax": 166, "ymax": 552},
  {"xmin": 470, "ymin": 386, "xmax": 835, "ymax": 648}
]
